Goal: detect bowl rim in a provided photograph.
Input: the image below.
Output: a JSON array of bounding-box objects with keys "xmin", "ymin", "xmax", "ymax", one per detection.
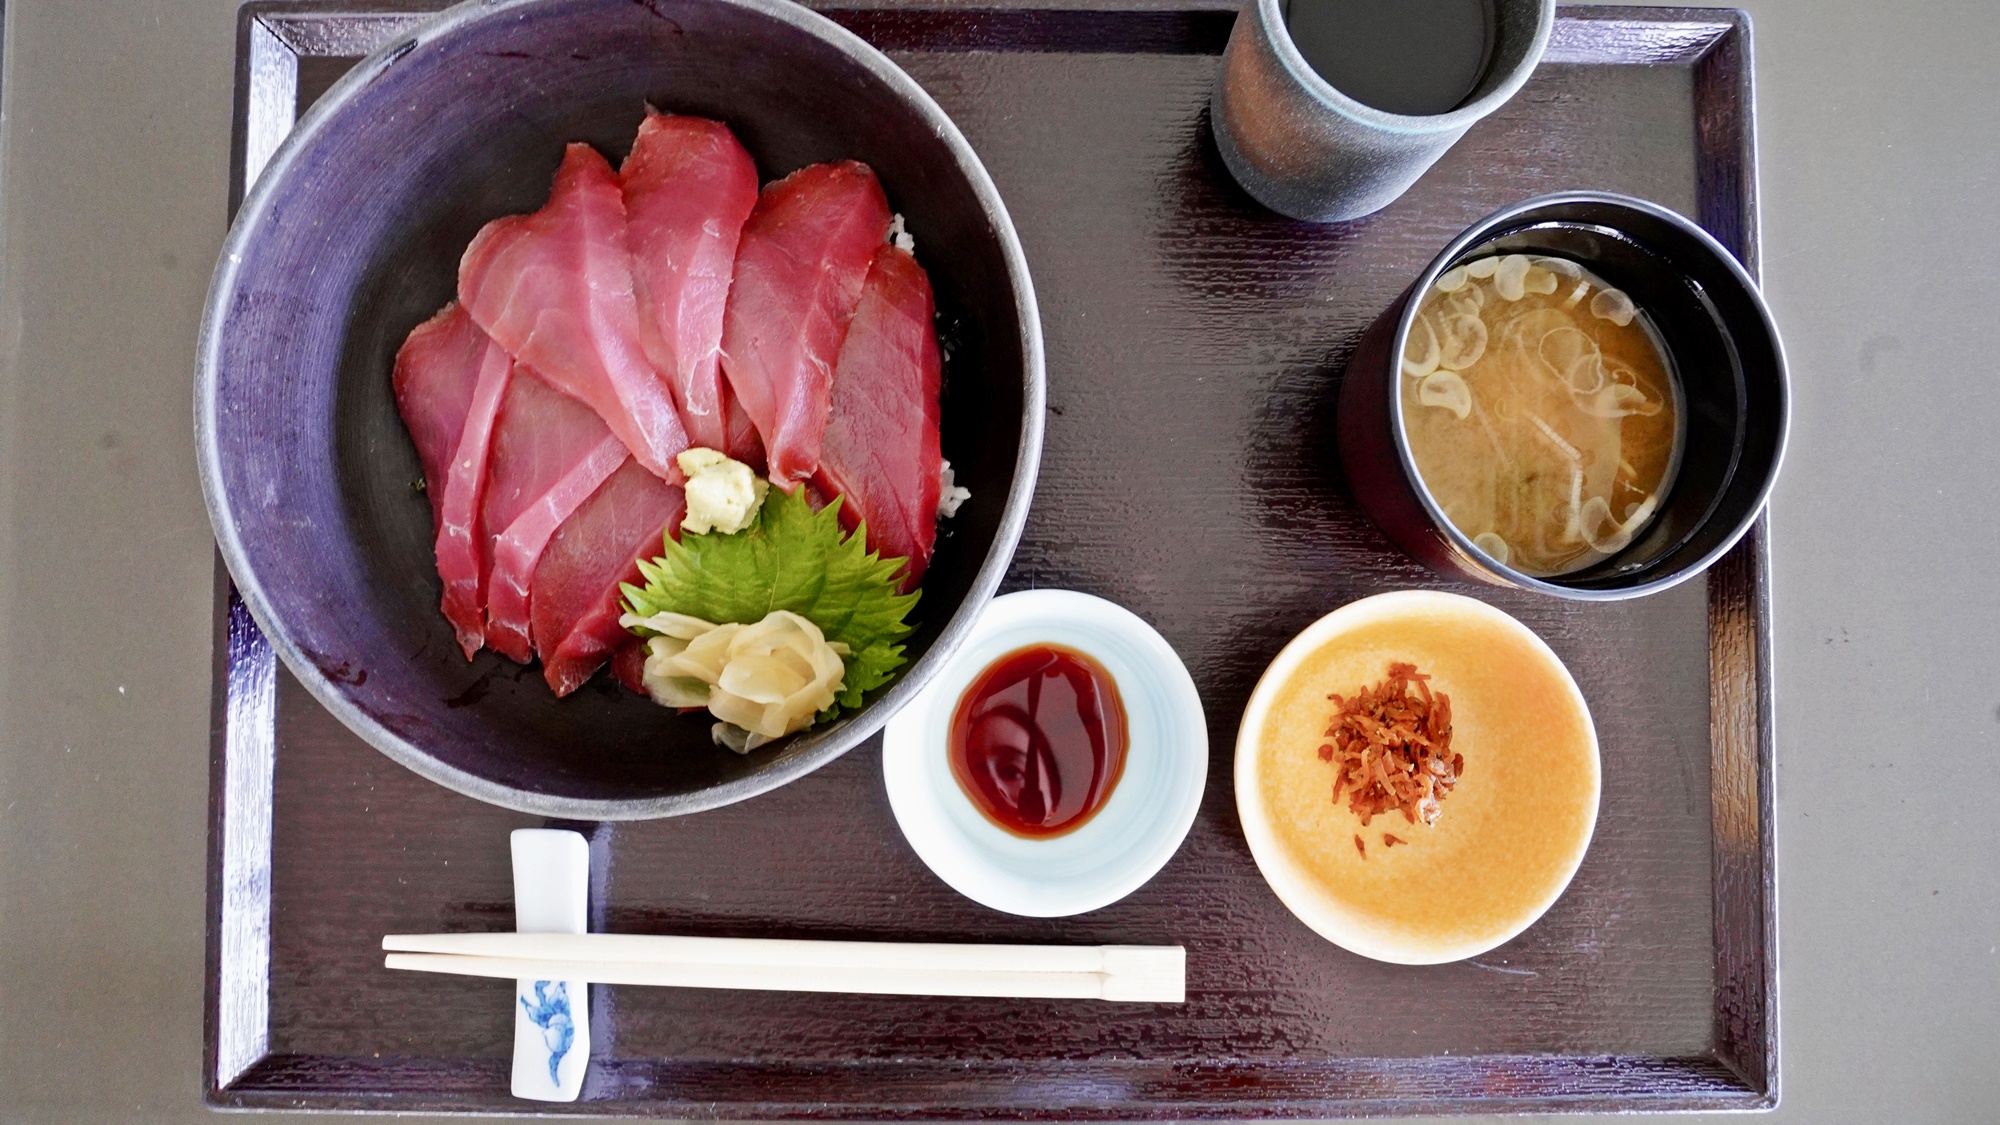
[
  {"xmin": 1385, "ymin": 190, "xmax": 1790, "ymax": 600},
  {"xmin": 1232, "ymin": 589, "xmax": 1602, "ymax": 964},
  {"xmin": 193, "ymin": 0, "xmax": 1046, "ymax": 820}
]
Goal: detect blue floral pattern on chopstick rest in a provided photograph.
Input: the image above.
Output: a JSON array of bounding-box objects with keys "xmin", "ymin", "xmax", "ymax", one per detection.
[
  {"xmin": 518, "ymin": 980, "xmax": 576, "ymax": 1085},
  {"xmin": 510, "ymin": 829, "xmax": 590, "ymax": 1101}
]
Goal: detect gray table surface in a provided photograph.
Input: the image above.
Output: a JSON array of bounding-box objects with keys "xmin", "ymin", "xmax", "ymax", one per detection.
[{"xmin": 0, "ymin": 0, "xmax": 1992, "ymax": 1120}]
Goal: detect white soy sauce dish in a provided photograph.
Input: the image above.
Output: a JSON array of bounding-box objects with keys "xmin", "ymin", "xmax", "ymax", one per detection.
[{"xmin": 883, "ymin": 589, "xmax": 1208, "ymax": 916}]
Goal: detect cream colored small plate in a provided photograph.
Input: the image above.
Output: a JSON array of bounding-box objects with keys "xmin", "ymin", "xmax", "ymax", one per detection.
[{"xmin": 1235, "ymin": 590, "xmax": 1600, "ymax": 964}]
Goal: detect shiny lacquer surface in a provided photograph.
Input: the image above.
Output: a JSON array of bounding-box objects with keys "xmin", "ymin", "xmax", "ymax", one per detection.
[{"xmin": 949, "ymin": 644, "xmax": 1128, "ymax": 838}]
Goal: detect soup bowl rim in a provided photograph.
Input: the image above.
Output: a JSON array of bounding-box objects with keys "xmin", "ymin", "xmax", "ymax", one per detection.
[{"xmin": 1385, "ymin": 189, "xmax": 1789, "ymax": 600}]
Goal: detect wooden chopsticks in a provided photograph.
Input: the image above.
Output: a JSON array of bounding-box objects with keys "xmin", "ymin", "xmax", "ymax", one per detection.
[{"xmin": 382, "ymin": 932, "xmax": 1185, "ymax": 1003}]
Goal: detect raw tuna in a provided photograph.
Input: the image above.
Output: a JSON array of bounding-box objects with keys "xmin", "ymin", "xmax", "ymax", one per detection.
[
  {"xmin": 719, "ymin": 160, "xmax": 891, "ymax": 484},
  {"xmin": 480, "ymin": 368, "xmax": 629, "ymax": 663},
  {"xmin": 720, "ymin": 379, "xmax": 767, "ymax": 470},
  {"xmin": 459, "ymin": 142, "xmax": 690, "ymax": 482},
  {"xmin": 391, "ymin": 302, "xmax": 513, "ymax": 658},
  {"xmin": 814, "ymin": 246, "xmax": 944, "ymax": 588},
  {"xmin": 610, "ymin": 639, "xmax": 651, "ymax": 696},
  {"xmin": 619, "ymin": 112, "xmax": 759, "ymax": 453},
  {"xmin": 531, "ymin": 459, "xmax": 686, "ymax": 696}
]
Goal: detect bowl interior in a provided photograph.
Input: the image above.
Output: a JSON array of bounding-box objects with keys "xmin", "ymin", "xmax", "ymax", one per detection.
[
  {"xmin": 1395, "ymin": 197, "xmax": 1786, "ymax": 595},
  {"xmin": 203, "ymin": 0, "xmax": 1034, "ymax": 815}
]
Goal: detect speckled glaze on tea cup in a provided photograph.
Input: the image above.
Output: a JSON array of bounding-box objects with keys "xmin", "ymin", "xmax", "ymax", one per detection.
[{"xmin": 1211, "ymin": 0, "xmax": 1555, "ymax": 222}]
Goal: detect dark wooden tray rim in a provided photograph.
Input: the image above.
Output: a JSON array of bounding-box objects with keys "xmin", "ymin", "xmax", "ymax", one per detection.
[{"xmin": 206, "ymin": 3, "xmax": 1777, "ymax": 1116}]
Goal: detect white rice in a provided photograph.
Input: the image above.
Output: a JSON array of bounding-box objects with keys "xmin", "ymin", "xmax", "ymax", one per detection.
[{"xmin": 937, "ymin": 460, "xmax": 970, "ymax": 518}]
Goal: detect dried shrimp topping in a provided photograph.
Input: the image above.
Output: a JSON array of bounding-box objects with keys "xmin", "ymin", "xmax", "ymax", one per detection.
[{"xmin": 1318, "ymin": 662, "xmax": 1460, "ymax": 828}]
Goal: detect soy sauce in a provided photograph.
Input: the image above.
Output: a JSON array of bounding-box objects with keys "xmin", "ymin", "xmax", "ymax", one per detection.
[{"xmin": 948, "ymin": 644, "xmax": 1129, "ymax": 838}]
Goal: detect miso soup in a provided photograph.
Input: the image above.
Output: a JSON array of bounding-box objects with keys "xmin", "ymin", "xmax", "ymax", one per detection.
[{"xmin": 1399, "ymin": 254, "xmax": 1683, "ymax": 577}]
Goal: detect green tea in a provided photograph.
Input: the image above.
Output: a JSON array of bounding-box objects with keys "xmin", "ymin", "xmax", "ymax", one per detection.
[{"xmin": 1284, "ymin": 0, "xmax": 1494, "ymax": 116}]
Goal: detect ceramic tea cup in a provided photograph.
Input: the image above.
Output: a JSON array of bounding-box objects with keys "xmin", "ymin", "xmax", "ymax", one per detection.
[{"xmin": 1212, "ymin": 0, "xmax": 1555, "ymax": 222}]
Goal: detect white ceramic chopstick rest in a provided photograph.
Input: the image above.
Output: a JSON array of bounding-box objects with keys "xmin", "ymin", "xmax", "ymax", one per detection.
[{"xmin": 509, "ymin": 829, "xmax": 590, "ymax": 1102}]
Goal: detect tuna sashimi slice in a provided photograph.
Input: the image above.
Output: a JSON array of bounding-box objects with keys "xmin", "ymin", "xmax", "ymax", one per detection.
[
  {"xmin": 459, "ymin": 142, "xmax": 690, "ymax": 482},
  {"xmin": 720, "ymin": 378, "xmax": 767, "ymax": 470},
  {"xmin": 620, "ymin": 112, "xmax": 759, "ymax": 452},
  {"xmin": 392, "ymin": 303, "xmax": 483, "ymax": 535},
  {"xmin": 719, "ymin": 160, "xmax": 891, "ymax": 484},
  {"xmin": 391, "ymin": 301, "xmax": 513, "ymax": 658},
  {"xmin": 610, "ymin": 639, "xmax": 651, "ymax": 696},
  {"xmin": 532, "ymin": 459, "xmax": 686, "ymax": 696},
  {"xmin": 814, "ymin": 246, "xmax": 943, "ymax": 589},
  {"xmin": 480, "ymin": 368, "xmax": 627, "ymax": 663}
]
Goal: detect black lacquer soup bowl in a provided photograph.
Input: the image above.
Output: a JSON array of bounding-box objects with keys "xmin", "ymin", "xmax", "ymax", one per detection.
[{"xmin": 1339, "ymin": 192, "xmax": 1786, "ymax": 600}]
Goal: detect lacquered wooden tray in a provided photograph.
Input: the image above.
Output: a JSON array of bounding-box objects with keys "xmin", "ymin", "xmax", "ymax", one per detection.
[{"xmin": 207, "ymin": 2, "xmax": 1776, "ymax": 1115}]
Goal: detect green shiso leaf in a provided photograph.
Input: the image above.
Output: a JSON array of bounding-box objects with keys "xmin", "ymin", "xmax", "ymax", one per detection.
[{"xmin": 621, "ymin": 486, "xmax": 919, "ymax": 722}]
